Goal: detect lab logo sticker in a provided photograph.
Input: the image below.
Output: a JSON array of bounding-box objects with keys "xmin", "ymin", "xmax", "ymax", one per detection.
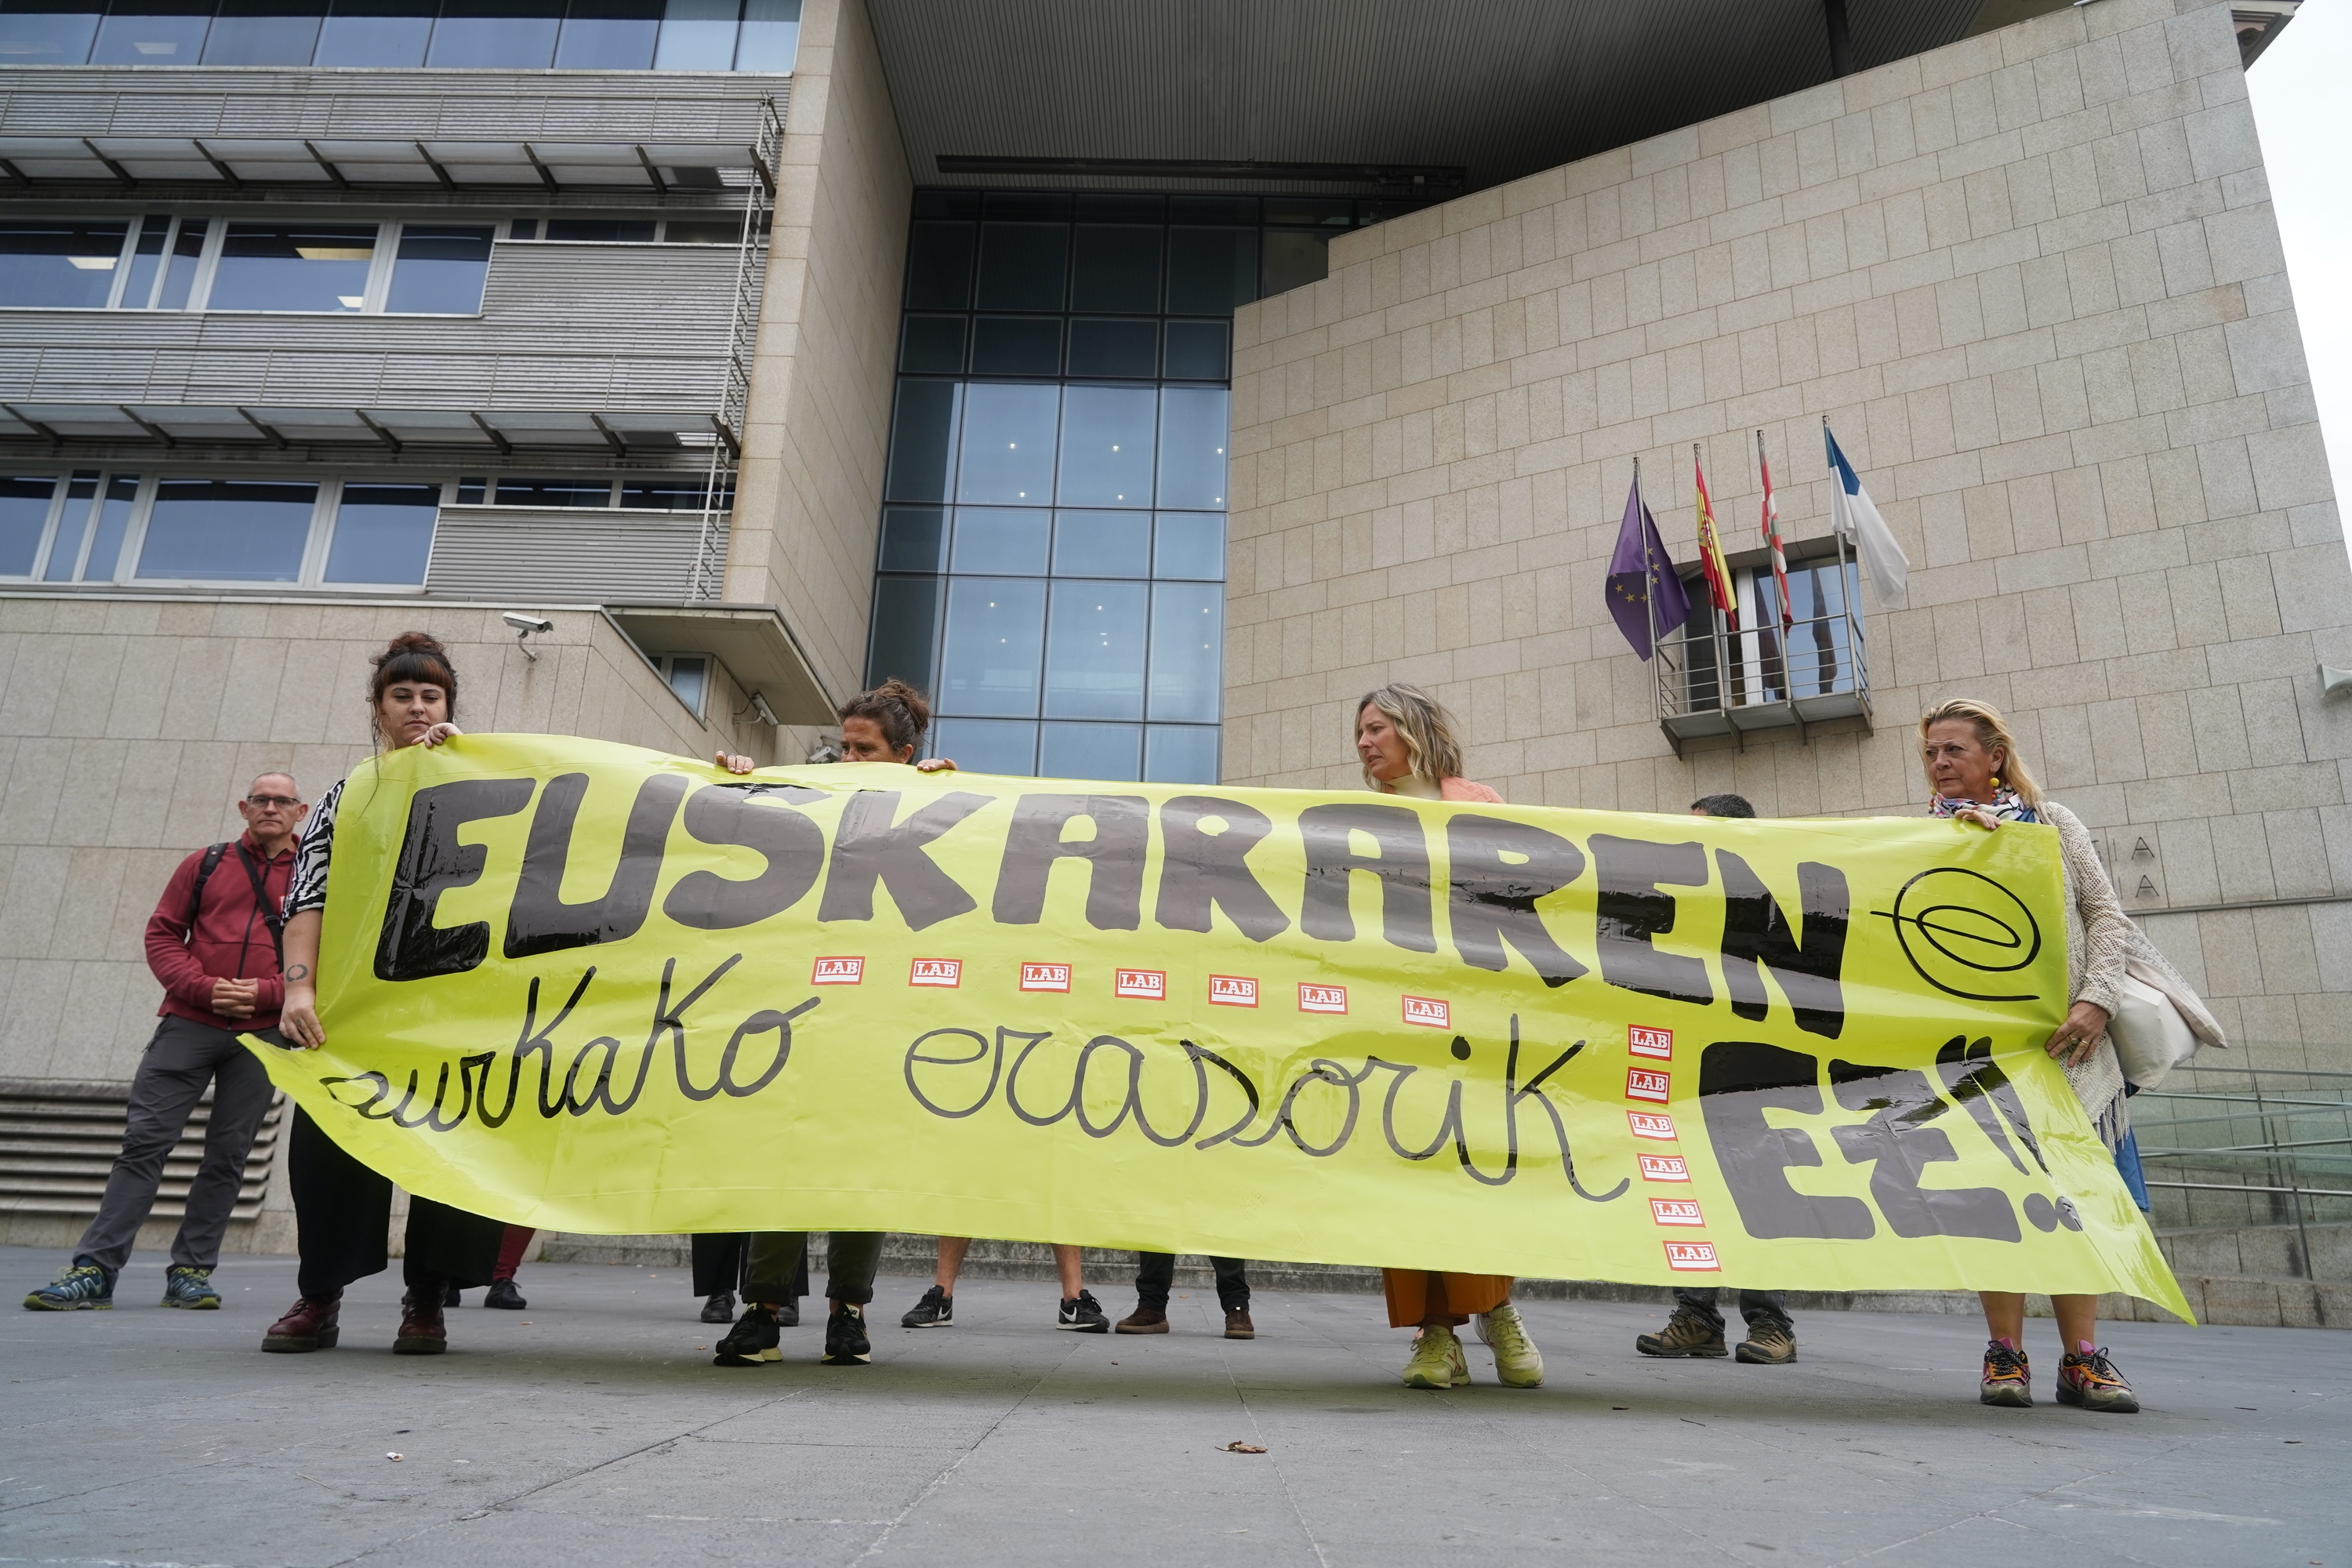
[
  {"xmin": 1018, "ymin": 963, "xmax": 1071, "ymax": 993},
  {"xmin": 1637, "ymin": 1153, "xmax": 1690, "ymax": 1182},
  {"xmin": 909, "ymin": 958, "xmax": 961, "ymax": 988},
  {"xmin": 1650, "ymin": 1198, "xmax": 1705, "ymax": 1228},
  {"xmin": 1298, "ymin": 983, "xmax": 1348, "ymax": 1014},
  {"xmin": 1625, "ymin": 1067, "xmax": 1671, "ymax": 1103},
  {"xmin": 811, "ymin": 956, "xmax": 863, "ymax": 985},
  {"xmin": 1208, "ymin": 975, "xmax": 1258, "ymax": 1007},
  {"xmin": 1629, "ymin": 1025, "xmax": 1673, "ymax": 1059},
  {"xmin": 1664, "ymin": 1241, "xmax": 1721, "ymax": 1271},
  {"xmin": 1114, "ymin": 969, "xmax": 1166, "ymax": 1000},
  {"xmin": 1402, "ymin": 996, "xmax": 1450, "ymax": 1029},
  {"xmin": 1628, "ymin": 1110, "xmax": 1678, "ymax": 1141}
]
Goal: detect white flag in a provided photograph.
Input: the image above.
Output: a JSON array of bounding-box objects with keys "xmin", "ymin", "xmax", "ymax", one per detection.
[{"xmin": 1824, "ymin": 424, "xmax": 1908, "ymax": 609}]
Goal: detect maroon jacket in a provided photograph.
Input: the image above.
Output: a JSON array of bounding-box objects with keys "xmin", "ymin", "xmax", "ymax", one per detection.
[{"xmin": 145, "ymin": 831, "xmax": 294, "ymax": 1033}]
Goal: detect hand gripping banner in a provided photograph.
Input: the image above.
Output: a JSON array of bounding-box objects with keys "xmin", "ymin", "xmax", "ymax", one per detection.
[{"xmin": 245, "ymin": 735, "xmax": 2191, "ymax": 1318}]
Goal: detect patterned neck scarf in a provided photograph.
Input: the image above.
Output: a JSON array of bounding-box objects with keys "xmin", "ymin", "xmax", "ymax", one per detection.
[{"xmin": 1929, "ymin": 786, "xmax": 2038, "ymax": 824}]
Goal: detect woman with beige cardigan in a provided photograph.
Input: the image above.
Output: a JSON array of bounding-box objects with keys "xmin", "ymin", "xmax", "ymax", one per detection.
[
  {"xmin": 1353, "ymin": 683, "xmax": 1544, "ymax": 1390},
  {"xmin": 1919, "ymin": 698, "xmax": 2221, "ymax": 1415}
]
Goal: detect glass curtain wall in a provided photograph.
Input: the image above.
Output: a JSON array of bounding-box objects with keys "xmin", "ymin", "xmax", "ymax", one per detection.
[{"xmin": 868, "ymin": 190, "xmax": 1419, "ymax": 784}]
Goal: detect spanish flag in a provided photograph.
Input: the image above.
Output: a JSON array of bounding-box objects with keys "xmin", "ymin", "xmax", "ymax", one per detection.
[{"xmin": 1693, "ymin": 445, "xmax": 1737, "ymax": 630}]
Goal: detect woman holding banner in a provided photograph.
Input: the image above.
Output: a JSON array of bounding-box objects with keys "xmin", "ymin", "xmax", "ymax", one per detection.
[
  {"xmin": 1920, "ymin": 698, "xmax": 2214, "ymax": 1415},
  {"xmin": 1353, "ymin": 684, "xmax": 1546, "ymax": 1390}
]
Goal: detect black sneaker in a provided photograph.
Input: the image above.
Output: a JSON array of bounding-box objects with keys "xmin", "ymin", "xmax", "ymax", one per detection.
[
  {"xmin": 484, "ymin": 1278, "xmax": 526, "ymax": 1310},
  {"xmin": 713, "ymin": 1304, "xmax": 782, "ymax": 1366},
  {"xmin": 24, "ymin": 1262, "xmax": 113, "ymax": 1311},
  {"xmin": 776, "ymin": 1299, "xmax": 800, "ymax": 1328},
  {"xmin": 700, "ymin": 1290, "xmax": 736, "ymax": 1325},
  {"xmin": 822, "ymin": 1302, "xmax": 872, "ymax": 1365},
  {"xmin": 901, "ymin": 1285, "xmax": 954, "ymax": 1327},
  {"xmin": 1058, "ymin": 1290, "xmax": 1109, "ymax": 1333},
  {"xmin": 161, "ymin": 1265, "xmax": 220, "ymax": 1309},
  {"xmin": 441, "ymin": 1281, "xmax": 462, "ymax": 1308}
]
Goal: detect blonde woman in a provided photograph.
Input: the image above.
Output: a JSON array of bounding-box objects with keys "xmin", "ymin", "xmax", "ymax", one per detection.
[
  {"xmin": 1919, "ymin": 699, "xmax": 2218, "ymax": 1414},
  {"xmin": 1352, "ymin": 683, "xmax": 1543, "ymax": 1389}
]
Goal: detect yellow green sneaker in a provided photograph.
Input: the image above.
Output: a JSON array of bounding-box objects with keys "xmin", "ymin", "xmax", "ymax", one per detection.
[
  {"xmin": 1402, "ymin": 1324, "xmax": 1470, "ymax": 1388},
  {"xmin": 1477, "ymin": 1304, "xmax": 1544, "ymax": 1388}
]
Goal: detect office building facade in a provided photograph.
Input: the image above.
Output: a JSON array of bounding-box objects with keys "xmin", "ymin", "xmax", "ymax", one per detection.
[{"xmin": 0, "ymin": 0, "xmax": 2341, "ymax": 1258}]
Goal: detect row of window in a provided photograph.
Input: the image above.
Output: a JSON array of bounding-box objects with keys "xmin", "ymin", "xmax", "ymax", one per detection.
[
  {"xmin": 902, "ymin": 315, "xmax": 1230, "ymax": 383},
  {"xmin": 877, "ymin": 506, "xmax": 1224, "ymax": 582},
  {"xmin": 929, "ymin": 720, "xmax": 1220, "ymax": 786},
  {"xmin": 885, "ymin": 383, "xmax": 1229, "ymax": 511},
  {"xmin": 4, "ymin": 218, "xmax": 492, "ymax": 314},
  {"xmin": 0, "ymin": 0, "xmax": 797, "ymax": 72},
  {"xmin": 0, "ymin": 469, "xmax": 720, "ymax": 586}
]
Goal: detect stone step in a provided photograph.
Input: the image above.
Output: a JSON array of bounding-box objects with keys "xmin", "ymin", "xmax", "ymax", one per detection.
[
  {"xmin": 535, "ymin": 1234, "xmax": 2348, "ymax": 1330},
  {"xmin": 2158, "ymin": 1220, "xmax": 2350, "ymax": 1283}
]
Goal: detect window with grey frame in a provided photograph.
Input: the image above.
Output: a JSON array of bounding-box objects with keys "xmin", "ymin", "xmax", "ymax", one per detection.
[{"xmin": 866, "ymin": 190, "xmax": 1429, "ymax": 784}]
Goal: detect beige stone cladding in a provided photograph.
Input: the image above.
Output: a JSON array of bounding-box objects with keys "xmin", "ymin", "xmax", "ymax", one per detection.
[
  {"xmin": 1225, "ymin": 0, "xmax": 2352, "ymax": 1060},
  {"xmin": 0, "ymin": 597, "xmax": 765, "ymax": 1090},
  {"xmin": 724, "ymin": 0, "xmax": 912, "ymax": 708}
]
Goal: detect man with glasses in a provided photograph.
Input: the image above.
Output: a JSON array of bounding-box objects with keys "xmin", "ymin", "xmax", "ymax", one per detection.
[{"xmin": 24, "ymin": 775, "xmax": 308, "ymax": 1312}]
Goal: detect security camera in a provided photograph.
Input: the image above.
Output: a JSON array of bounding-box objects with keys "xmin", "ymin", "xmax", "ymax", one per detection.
[
  {"xmin": 503, "ymin": 612, "xmax": 554, "ymax": 634},
  {"xmin": 751, "ymin": 692, "xmax": 781, "ymax": 727}
]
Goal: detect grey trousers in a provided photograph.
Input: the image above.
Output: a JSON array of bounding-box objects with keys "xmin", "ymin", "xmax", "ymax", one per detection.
[{"xmin": 75, "ymin": 1015, "xmax": 274, "ymax": 1274}]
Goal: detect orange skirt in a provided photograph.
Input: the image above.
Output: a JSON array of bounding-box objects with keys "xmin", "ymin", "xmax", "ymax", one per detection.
[{"xmin": 1382, "ymin": 1269, "xmax": 1512, "ymax": 1328}]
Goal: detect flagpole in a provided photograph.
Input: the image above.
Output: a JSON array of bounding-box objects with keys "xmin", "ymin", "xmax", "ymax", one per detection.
[
  {"xmin": 1638, "ymin": 455, "xmax": 1661, "ymax": 722},
  {"xmin": 1825, "ymin": 413, "xmax": 1857, "ymax": 699},
  {"xmin": 1695, "ymin": 441, "xmax": 1726, "ymax": 711}
]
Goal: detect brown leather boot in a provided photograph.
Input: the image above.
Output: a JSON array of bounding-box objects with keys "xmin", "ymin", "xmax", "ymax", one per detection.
[
  {"xmin": 1115, "ymin": 1304, "xmax": 1169, "ymax": 1334},
  {"xmin": 394, "ymin": 1287, "xmax": 448, "ymax": 1355},
  {"xmin": 262, "ymin": 1293, "xmax": 341, "ymax": 1352},
  {"xmin": 1224, "ymin": 1308, "xmax": 1255, "ymax": 1340}
]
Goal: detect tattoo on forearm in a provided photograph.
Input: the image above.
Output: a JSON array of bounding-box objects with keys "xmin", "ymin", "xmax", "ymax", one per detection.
[{"xmin": 285, "ymin": 964, "xmax": 310, "ymax": 982}]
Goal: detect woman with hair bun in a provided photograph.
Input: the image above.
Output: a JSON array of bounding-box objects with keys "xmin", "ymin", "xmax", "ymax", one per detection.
[{"xmin": 1352, "ymin": 683, "xmax": 1546, "ymax": 1391}]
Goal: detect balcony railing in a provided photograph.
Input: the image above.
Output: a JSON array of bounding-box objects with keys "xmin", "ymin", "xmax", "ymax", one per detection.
[{"xmin": 1653, "ymin": 537, "xmax": 1871, "ymax": 752}]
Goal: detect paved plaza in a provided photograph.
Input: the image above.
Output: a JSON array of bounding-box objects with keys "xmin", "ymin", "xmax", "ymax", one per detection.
[{"xmin": 0, "ymin": 1246, "xmax": 2343, "ymax": 1567}]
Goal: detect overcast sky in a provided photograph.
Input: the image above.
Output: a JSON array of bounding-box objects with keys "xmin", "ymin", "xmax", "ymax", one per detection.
[{"xmin": 2248, "ymin": 2, "xmax": 2351, "ymax": 543}]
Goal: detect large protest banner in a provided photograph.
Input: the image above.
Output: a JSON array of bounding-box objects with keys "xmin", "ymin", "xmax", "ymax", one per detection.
[{"xmin": 244, "ymin": 734, "xmax": 2190, "ymax": 1317}]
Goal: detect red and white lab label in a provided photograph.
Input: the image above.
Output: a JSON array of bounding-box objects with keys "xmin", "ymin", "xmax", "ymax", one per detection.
[
  {"xmin": 909, "ymin": 958, "xmax": 961, "ymax": 988},
  {"xmin": 1019, "ymin": 963, "xmax": 1071, "ymax": 993},
  {"xmin": 1650, "ymin": 1198, "xmax": 1706, "ymax": 1228},
  {"xmin": 1629, "ymin": 1025, "xmax": 1674, "ymax": 1059},
  {"xmin": 1638, "ymin": 1153, "xmax": 1690, "ymax": 1182},
  {"xmin": 811, "ymin": 956, "xmax": 864, "ymax": 985},
  {"xmin": 1664, "ymin": 1241, "xmax": 1721, "ymax": 1272},
  {"xmin": 1114, "ymin": 969, "xmax": 1166, "ymax": 1000},
  {"xmin": 1402, "ymin": 996, "xmax": 1450, "ymax": 1029},
  {"xmin": 1628, "ymin": 1110, "xmax": 1679, "ymax": 1141},
  {"xmin": 1208, "ymin": 975, "xmax": 1258, "ymax": 1007},
  {"xmin": 1298, "ymin": 983, "xmax": 1348, "ymax": 1014},
  {"xmin": 1625, "ymin": 1067, "xmax": 1671, "ymax": 1103}
]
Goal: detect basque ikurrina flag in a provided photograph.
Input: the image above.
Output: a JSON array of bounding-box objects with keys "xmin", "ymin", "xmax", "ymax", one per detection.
[
  {"xmin": 1605, "ymin": 466, "xmax": 1690, "ymax": 659},
  {"xmin": 1693, "ymin": 446, "xmax": 1737, "ymax": 630}
]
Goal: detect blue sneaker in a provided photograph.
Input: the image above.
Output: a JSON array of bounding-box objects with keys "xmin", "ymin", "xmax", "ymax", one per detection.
[
  {"xmin": 162, "ymin": 1265, "xmax": 220, "ymax": 1309},
  {"xmin": 24, "ymin": 1262, "xmax": 114, "ymax": 1311}
]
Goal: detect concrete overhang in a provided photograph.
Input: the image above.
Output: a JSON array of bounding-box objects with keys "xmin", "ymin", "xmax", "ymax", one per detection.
[
  {"xmin": 604, "ymin": 601, "xmax": 836, "ymax": 727},
  {"xmin": 866, "ymin": 0, "xmax": 1995, "ymax": 197}
]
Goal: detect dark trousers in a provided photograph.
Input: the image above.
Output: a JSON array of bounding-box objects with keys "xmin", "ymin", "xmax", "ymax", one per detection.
[
  {"xmin": 75, "ymin": 1015, "xmax": 276, "ymax": 1274},
  {"xmin": 289, "ymin": 1107, "xmax": 504, "ymax": 1300},
  {"xmin": 744, "ymin": 1232, "xmax": 882, "ymax": 1307},
  {"xmin": 1135, "ymin": 1253, "xmax": 1250, "ymax": 1313},
  {"xmin": 691, "ymin": 1232, "xmax": 804, "ymax": 1298},
  {"xmin": 1675, "ymin": 1287, "xmax": 1791, "ymax": 1332}
]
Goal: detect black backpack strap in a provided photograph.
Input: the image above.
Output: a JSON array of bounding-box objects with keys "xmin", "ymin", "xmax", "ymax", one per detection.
[
  {"xmin": 231, "ymin": 840, "xmax": 286, "ymax": 966},
  {"xmin": 184, "ymin": 842, "xmax": 230, "ymax": 935}
]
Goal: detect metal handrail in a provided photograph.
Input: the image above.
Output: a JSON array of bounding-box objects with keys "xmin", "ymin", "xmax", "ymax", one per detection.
[
  {"xmin": 1653, "ymin": 532, "xmax": 1870, "ymax": 728},
  {"xmin": 2130, "ymin": 1069, "xmax": 2352, "ymax": 1279}
]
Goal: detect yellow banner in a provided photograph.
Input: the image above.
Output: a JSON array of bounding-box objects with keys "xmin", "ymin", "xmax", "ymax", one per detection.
[{"xmin": 245, "ymin": 734, "xmax": 2189, "ymax": 1318}]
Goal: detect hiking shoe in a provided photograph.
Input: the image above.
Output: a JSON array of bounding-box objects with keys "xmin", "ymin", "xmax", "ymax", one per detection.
[
  {"xmin": 701, "ymin": 1290, "xmax": 736, "ymax": 1325},
  {"xmin": 1403, "ymin": 1324, "xmax": 1470, "ymax": 1388},
  {"xmin": 1058, "ymin": 1290, "xmax": 1109, "ymax": 1332},
  {"xmin": 1225, "ymin": 1308, "xmax": 1255, "ymax": 1341},
  {"xmin": 822, "ymin": 1302, "xmax": 872, "ymax": 1365},
  {"xmin": 1980, "ymin": 1338, "xmax": 2031, "ymax": 1406},
  {"xmin": 1635, "ymin": 1306, "xmax": 1726, "ymax": 1358},
  {"xmin": 441, "ymin": 1281, "xmax": 461, "ymax": 1308},
  {"xmin": 394, "ymin": 1290, "xmax": 448, "ymax": 1355},
  {"xmin": 2056, "ymin": 1345, "xmax": 2139, "ymax": 1414},
  {"xmin": 24, "ymin": 1262, "xmax": 113, "ymax": 1312},
  {"xmin": 161, "ymin": 1265, "xmax": 220, "ymax": 1309},
  {"xmin": 1478, "ymin": 1304, "xmax": 1544, "ymax": 1388},
  {"xmin": 484, "ymin": 1278, "xmax": 526, "ymax": 1310},
  {"xmin": 1736, "ymin": 1321, "xmax": 1797, "ymax": 1364},
  {"xmin": 713, "ymin": 1303, "xmax": 782, "ymax": 1366},
  {"xmin": 263, "ymin": 1293, "xmax": 341, "ymax": 1352},
  {"xmin": 1116, "ymin": 1305, "xmax": 1169, "ymax": 1334},
  {"xmin": 901, "ymin": 1285, "xmax": 953, "ymax": 1328}
]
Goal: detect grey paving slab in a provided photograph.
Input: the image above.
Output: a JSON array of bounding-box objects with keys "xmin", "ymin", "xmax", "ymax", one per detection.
[{"xmin": 0, "ymin": 1246, "xmax": 2345, "ymax": 1567}]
